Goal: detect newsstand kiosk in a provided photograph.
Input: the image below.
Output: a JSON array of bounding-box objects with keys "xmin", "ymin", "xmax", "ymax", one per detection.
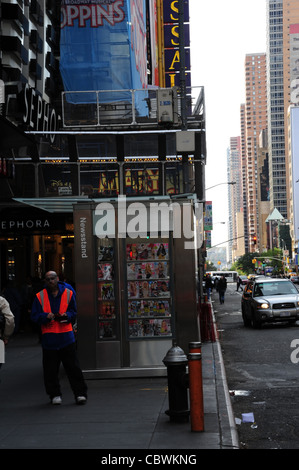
[{"xmin": 73, "ymin": 196, "xmax": 203, "ymax": 378}]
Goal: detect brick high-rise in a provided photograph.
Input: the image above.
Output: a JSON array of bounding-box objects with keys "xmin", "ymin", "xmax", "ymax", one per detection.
[{"xmin": 243, "ymin": 53, "xmax": 268, "ymax": 252}]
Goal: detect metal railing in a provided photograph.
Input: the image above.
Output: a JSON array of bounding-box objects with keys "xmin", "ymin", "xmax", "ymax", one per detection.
[{"xmin": 61, "ymin": 86, "xmax": 205, "ymax": 129}]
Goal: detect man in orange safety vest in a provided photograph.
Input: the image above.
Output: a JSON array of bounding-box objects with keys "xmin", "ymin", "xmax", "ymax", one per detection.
[{"xmin": 31, "ymin": 271, "xmax": 87, "ymax": 405}]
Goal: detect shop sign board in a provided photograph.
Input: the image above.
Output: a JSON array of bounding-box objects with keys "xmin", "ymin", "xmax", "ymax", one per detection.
[
  {"xmin": 204, "ymin": 201, "xmax": 213, "ymax": 231},
  {"xmin": 0, "ymin": 213, "xmax": 71, "ymax": 234},
  {"xmin": 15, "ymin": 83, "xmax": 62, "ymax": 144}
]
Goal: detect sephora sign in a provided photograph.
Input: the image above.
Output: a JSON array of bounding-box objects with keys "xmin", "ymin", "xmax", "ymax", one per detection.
[{"xmin": 23, "ymin": 83, "xmax": 61, "ymax": 143}]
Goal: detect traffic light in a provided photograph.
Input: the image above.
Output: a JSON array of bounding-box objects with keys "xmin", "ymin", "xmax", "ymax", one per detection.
[{"xmin": 253, "ymin": 235, "xmax": 257, "ymax": 245}]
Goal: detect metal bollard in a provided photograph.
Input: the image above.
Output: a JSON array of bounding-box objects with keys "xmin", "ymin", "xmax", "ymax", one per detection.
[
  {"xmin": 188, "ymin": 352, "xmax": 204, "ymax": 432},
  {"xmin": 163, "ymin": 345, "xmax": 189, "ymax": 423},
  {"xmin": 189, "ymin": 341, "xmax": 202, "ymax": 354}
]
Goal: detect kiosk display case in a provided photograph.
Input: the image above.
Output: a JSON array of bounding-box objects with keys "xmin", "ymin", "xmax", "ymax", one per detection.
[
  {"xmin": 97, "ymin": 240, "xmax": 117, "ymax": 340},
  {"xmin": 125, "ymin": 240, "xmax": 173, "ymax": 339}
]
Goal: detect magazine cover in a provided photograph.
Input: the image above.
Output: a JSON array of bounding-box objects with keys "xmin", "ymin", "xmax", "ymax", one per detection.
[
  {"xmin": 126, "ymin": 243, "xmax": 169, "ymax": 261},
  {"xmin": 128, "ymin": 280, "xmax": 170, "ymax": 298},
  {"xmin": 98, "ymin": 301, "xmax": 116, "ymax": 319},
  {"xmin": 128, "ymin": 300, "xmax": 170, "ymax": 317},
  {"xmin": 148, "ymin": 280, "xmax": 170, "ymax": 297},
  {"xmin": 127, "ymin": 261, "xmax": 168, "ymax": 280},
  {"xmin": 98, "ymin": 245, "xmax": 114, "ymax": 261},
  {"xmin": 98, "ymin": 282, "xmax": 114, "ymax": 300},
  {"xmin": 99, "ymin": 321, "xmax": 115, "ymax": 339},
  {"xmin": 155, "ymin": 262, "xmax": 168, "ymax": 278},
  {"xmin": 97, "ymin": 263, "xmax": 114, "ymax": 280},
  {"xmin": 128, "ymin": 318, "xmax": 171, "ymax": 337},
  {"xmin": 127, "ymin": 281, "xmax": 139, "ymax": 298}
]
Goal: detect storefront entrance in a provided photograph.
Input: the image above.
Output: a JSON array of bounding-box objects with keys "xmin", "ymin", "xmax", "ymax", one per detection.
[{"xmin": 0, "ymin": 207, "xmax": 75, "ymax": 291}]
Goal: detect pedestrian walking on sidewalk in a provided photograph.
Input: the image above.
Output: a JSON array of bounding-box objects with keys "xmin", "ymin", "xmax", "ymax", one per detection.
[
  {"xmin": 205, "ymin": 274, "xmax": 213, "ymax": 300},
  {"xmin": 31, "ymin": 271, "xmax": 87, "ymax": 405},
  {"xmin": 218, "ymin": 275, "xmax": 227, "ymax": 304},
  {"xmin": 0, "ymin": 296, "xmax": 15, "ymax": 370},
  {"xmin": 236, "ymin": 275, "xmax": 243, "ymax": 292}
]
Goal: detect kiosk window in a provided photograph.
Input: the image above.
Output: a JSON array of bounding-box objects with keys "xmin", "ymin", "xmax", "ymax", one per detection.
[
  {"xmin": 97, "ymin": 239, "xmax": 117, "ymax": 340},
  {"xmin": 126, "ymin": 241, "xmax": 173, "ymax": 339}
]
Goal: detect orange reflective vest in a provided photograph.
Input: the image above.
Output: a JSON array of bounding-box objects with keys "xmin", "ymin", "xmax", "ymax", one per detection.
[{"xmin": 36, "ymin": 288, "xmax": 74, "ymax": 335}]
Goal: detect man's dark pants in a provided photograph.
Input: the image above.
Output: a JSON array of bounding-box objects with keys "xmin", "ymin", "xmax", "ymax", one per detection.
[{"xmin": 42, "ymin": 343, "xmax": 87, "ymax": 399}]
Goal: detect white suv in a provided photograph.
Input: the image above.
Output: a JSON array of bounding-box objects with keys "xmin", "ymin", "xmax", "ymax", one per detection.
[{"xmin": 241, "ymin": 278, "xmax": 299, "ymax": 328}]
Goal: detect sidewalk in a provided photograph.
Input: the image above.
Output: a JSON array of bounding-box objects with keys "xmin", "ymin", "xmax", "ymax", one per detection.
[{"xmin": 0, "ymin": 325, "xmax": 238, "ymax": 450}]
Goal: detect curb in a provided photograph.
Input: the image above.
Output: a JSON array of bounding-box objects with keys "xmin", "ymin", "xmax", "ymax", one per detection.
[{"xmin": 210, "ymin": 301, "xmax": 239, "ymax": 449}]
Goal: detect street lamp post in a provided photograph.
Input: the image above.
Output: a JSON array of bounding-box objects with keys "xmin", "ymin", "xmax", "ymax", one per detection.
[{"xmin": 206, "ymin": 181, "xmax": 236, "ymax": 191}]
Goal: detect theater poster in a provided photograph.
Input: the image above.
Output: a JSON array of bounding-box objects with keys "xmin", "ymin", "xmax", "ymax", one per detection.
[{"xmin": 60, "ymin": 0, "xmax": 148, "ymax": 114}]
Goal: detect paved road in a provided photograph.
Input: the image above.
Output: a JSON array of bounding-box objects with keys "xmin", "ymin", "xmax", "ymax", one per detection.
[{"xmin": 212, "ymin": 283, "xmax": 299, "ymax": 449}]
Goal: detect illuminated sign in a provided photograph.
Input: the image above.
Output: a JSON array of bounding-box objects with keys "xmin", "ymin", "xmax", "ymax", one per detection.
[
  {"xmin": 204, "ymin": 201, "xmax": 213, "ymax": 231},
  {"xmin": 165, "ymin": 71, "xmax": 190, "ymax": 88},
  {"xmin": 97, "ymin": 167, "xmax": 183, "ymax": 196},
  {"xmin": 164, "ymin": 23, "xmax": 189, "ymax": 48},
  {"xmin": 164, "ymin": 48, "xmax": 190, "ymax": 71},
  {"xmin": 163, "ymin": 0, "xmax": 189, "ymax": 23},
  {"xmin": 162, "ymin": 0, "xmax": 191, "ymax": 87}
]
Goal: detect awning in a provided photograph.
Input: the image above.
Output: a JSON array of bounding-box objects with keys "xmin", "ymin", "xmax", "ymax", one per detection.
[
  {"xmin": 13, "ymin": 194, "xmax": 196, "ymax": 213},
  {"xmin": 13, "ymin": 197, "xmax": 89, "ymax": 213}
]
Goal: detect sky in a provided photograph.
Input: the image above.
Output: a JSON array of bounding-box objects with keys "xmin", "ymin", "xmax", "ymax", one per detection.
[{"xmin": 188, "ymin": 0, "xmax": 267, "ymax": 251}]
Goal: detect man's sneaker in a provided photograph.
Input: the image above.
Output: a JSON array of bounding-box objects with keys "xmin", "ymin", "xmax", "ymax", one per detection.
[
  {"xmin": 76, "ymin": 396, "xmax": 87, "ymax": 405},
  {"xmin": 51, "ymin": 396, "xmax": 62, "ymax": 405}
]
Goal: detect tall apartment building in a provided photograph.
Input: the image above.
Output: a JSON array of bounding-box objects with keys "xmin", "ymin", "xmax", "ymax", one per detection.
[
  {"xmin": 240, "ymin": 103, "xmax": 248, "ymax": 253},
  {"xmin": 266, "ymin": 0, "xmax": 286, "ymax": 219},
  {"xmin": 283, "ymin": 2, "xmax": 299, "ymax": 209},
  {"xmin": 243, "ymin": 53, "xmax": 268, "ymax": 253},
  {"xmin": 257, "ymin": 129, "xmax": 270, "ymax": 252},
  {"xmin": 266, "ymin": 0, "xmax": 299, "ymax": 221},
  {"xmin": 227, "ymin": 136, "xmax": 245, "ymax": 262},
  {"xmin": 288, "ymin": 24, "xmax": 299, "ymax": 257}
]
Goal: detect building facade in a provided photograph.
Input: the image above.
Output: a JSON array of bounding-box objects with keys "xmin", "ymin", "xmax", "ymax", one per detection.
[
  {"xmin": 243, "ymin": 52, "xmax": 268, "ymax": 253},
  {"xmin": 257, "ymin": 128, "xmax": 270, "ymax": 252},
  {"xmin": 227, "ymin": 136, "xmax": 245, "ymax": 262},
  {"xmin": 266, "ymin": 0, "xmax": 285, "ymax": 218},
  {"xmin": 0, "ymin": 0, "xmax": 207, "ymax": 374},
  {"xmin": 266, "ymin": 0, "xmax": 299, "ymax": 221}
]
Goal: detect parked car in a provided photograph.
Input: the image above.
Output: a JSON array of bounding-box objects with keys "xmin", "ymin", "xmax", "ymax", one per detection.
[
  {"xmin": 239, "ymin": 275, "xmax": 249, "ymax": 285},
  {"xmin": 288, "ymin": 272, "xmax": 297, "ymax": 279},
  {"xmin": 290, "ymin": 275, "xmax": 299, "ymax": 284},
  {"xmin": 241, "ymin": 277, "xmax": 299, "ymax": 328}
]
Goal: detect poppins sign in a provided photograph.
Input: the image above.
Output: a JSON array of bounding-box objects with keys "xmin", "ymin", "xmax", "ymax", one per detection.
[{"xmin": 60, "ymin": 0, "xmax": 148, "ymax": 115}]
